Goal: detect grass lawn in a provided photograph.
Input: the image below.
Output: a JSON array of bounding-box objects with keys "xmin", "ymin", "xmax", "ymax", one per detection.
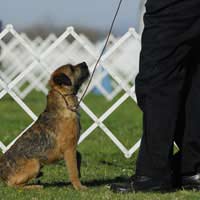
[{"xmin": 0, "ymin": 90, "xmax": 199, "ymax": 199}]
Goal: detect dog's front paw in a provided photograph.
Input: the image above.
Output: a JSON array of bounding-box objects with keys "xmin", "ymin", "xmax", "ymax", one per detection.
[
  {"xmin": 73, "ymin": 183, "xmax": 87, "ymax": 190},
  {"xmin": 23, "ymin": 185, "xmax": 44, "ymax": 189}
]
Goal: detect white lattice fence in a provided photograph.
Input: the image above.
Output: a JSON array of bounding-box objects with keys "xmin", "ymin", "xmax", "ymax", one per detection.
[{"xmin": 0, "ymin": 24, "xmax": 141, "ymax": 158}]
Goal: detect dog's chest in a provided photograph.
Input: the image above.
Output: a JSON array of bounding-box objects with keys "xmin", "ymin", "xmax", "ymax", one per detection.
[{"xmin": 55, "ymin": 116, "xmax": 80, "ymax": 152}]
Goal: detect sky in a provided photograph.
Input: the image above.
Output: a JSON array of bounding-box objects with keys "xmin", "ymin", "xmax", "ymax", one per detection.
[{"xmin": 0, "ymin": 0, "xmax": 141, "ymax": 34}]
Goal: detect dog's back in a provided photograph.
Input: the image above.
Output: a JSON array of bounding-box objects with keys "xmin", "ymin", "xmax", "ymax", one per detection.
[
  {"xmin": 0, "ymin": 155, "xmax": 11, "ymax": 182},
  {"xmin": 0, "ymin": 112, "xmax": 56, "ymax": 183}
]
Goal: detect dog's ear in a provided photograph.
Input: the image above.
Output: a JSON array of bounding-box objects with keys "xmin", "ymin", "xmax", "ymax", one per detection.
[{"xmin": 53, "ymin": 73, "xmax": 72, "ymax": 86}]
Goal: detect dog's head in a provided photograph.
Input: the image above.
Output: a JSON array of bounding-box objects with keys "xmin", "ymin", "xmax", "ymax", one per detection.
[{"xmin": 49, "ymin": 62, "xmax": 90, "ymax": 94}]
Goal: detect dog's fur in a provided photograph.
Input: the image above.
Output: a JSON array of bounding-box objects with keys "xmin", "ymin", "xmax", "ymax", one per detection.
[{"xmin": 0, "ymin": 62, "xmax": 89, "ymax": 190}]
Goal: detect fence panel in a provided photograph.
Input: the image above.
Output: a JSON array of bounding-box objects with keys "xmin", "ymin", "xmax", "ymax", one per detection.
[{"xmin": 0, "ymin": 24, "xmax": 141, "ymax": 158}]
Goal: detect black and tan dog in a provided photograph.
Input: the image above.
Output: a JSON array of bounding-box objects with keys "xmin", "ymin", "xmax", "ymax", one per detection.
[{"xmin": 0, "ymin": 62, "xmax": 90, "ymax": 190}]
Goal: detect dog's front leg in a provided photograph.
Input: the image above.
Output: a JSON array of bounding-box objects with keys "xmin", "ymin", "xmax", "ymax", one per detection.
[
  {"xmin": 64, "ymin": 148, "xmax": 87, "ymax": 190},
  {"xmin": 76, "ymin": 151, "xmax": 82, "ymax": 178}
]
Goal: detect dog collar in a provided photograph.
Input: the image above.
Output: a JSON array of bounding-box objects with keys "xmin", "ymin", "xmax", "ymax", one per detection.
[{"xmin": 53, "ymin": 89, "xmax": 79, "ymax": 112}]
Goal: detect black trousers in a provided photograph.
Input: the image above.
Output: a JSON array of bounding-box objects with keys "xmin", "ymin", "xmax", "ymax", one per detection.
[{"xmin": 135, "ymin": 0, "xmax": 200, "ymax": 178}]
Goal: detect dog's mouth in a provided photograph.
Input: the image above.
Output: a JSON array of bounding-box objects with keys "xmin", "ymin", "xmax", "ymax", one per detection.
[
  {"xmin": 71, "ymin": 62, "xmax": 90, "ymax": 94},
  {"xmin": 74, "ymin": 70, "xmax": 90, "ymax": 94},
  {"xmin": 79, "ymin": 62, "xmax": 90, "ymax": 79},
  {"xmin": 81, "ymin": 68, "xmax": 90, "ymax": 80},
  {"xmin": 74, "ymin": 76, "xmax": 89, "ymax": 94}
]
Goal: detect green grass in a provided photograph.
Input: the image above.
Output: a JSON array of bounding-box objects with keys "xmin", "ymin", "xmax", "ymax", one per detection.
[{"xmin": 0, "ymin": 91, "xmax": 199, "ymax": 199}]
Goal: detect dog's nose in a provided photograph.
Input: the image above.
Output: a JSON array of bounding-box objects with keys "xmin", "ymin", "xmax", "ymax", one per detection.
[
  {"xmin": 80, "ymin": 62, "xmax": 88, "ymax": 68},
  {"xmin": 80, "ymin": 62, "xmax": 90, "ymax": 77}
]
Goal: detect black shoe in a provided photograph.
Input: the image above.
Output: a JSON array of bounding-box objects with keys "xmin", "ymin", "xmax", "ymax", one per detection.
[
  {"xmin": 182, "ymin": 173, "xmax": 200, "ymax": 190},
  {"xmin": 110, "ymin": 175, "xmax": 173, "ymax": 193}
]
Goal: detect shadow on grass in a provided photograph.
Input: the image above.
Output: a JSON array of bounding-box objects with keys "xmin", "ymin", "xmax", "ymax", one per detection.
[
  {"xmin": 33, "ymin": 177, "xmax": 178, "ymax": 194},
  {"xmin": 85, "ymin": 176, "xmax": 129, "ymax": 187},
  {"xmin": 37, "ymin": 176, "xmax": 129, "ymax": 188}
]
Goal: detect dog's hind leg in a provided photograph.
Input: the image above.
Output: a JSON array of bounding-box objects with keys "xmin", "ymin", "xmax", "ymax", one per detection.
[
  {"xmin": 36, "ymin": 171, "xmax": 43, "ymax": 179},
  {"xmin": 7, "ymin": 159, "xmax": 42, "ymax": 189},
  {"xmin": 64, "ymin": 148, "xmax": 87, "ymax": 190}
]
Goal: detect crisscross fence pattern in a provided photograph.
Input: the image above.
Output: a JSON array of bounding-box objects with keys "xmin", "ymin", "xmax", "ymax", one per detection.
[{"xmin": 0, "ymin": 24, "xmax": 141, "ymax": 158}]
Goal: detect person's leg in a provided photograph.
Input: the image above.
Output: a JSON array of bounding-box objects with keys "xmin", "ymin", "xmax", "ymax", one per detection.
[
  {"xmin": 111, "ymin": 0, "xmax": 200, "ymax": 193},
  {"xmin": 181, "ymin": 44, "xmax": 200, "ymax": 176},
  {"xmin": 170, "ymin": 49, "xmax": 197, "ymax": 188},
  {"xmin": 135, "ymin": 0, "xmax": 200, "ymax": 180},
  {"xmin": 167, "ymin": 45, "xmax": 200, "ymax": 189}
]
